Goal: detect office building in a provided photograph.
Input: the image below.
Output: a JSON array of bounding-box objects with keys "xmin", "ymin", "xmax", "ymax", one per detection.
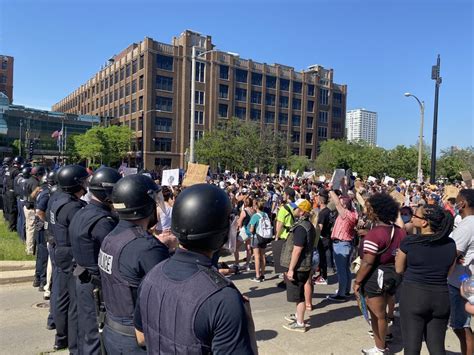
[
  {"xmin": 0, "ymin": 92, "xmax": 100, "ymax": 159},
  {"xmin": 52, "ymin": 30, "xmax": 347, "ymax": 169},
  {"xmin": 346, "ymin": 108, "xmax": 377, "ymax": 145},
  {"xmin": 0, "ymin": 55, "xmax": 14, "ymax": 103}
]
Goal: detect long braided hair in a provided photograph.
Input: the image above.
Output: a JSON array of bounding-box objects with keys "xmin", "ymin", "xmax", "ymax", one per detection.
[{"xmin": 408, "ymin": 205, "xmax": 454, "ymax": 244}]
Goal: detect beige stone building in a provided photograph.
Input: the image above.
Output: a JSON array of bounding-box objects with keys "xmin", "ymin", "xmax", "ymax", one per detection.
[{"xmin": 52, "ymin": 30, "xmax": 347, "ymax": 170}]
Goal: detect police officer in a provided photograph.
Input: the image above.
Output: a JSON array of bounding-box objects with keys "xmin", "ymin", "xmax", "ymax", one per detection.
[
  {"xmin": 0, "ymin": 157, "xmax": 12, "ymax": 212},
  {"xmin": 47, "ymin": 165, "xmax": 89, "ymax": 353},
  {"xmin": 3, "ymin": 156, "xmax": 23, "ymax": 231},
  {"xmin": 22, "ymin": 166, "xmax": 40, "ymax": 256},
  {"xmin": 15, "ymin": 164, "xmax": 31, "ymax": 240},
  {"xmin": 134, "ymin": 184, "xmax": 257, "ymax": 354},
  {"xmin": 69, "ymin": 167, "xmax": 121, "ymax": 355},
  {"xmin": 99, "ymin": 174, "xmax": 169, "ymax": 354}
]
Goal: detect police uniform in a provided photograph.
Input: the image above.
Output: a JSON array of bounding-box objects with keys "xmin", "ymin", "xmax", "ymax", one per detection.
[
  {"xmin": 69, "ymin": 200, "xmax": 118, "ymax": 355},
  {"xmin": 15, "ymin": 172, "xmax": 27, "ymax": 240},
  {"xmin": 99, "ymin": 220, "xmax": 169, "ymax": 354},
  {"xmin": 135, "ymin": 248, "xmax": 255, "ymax": 354},
  {"xmin": 23, "ymin": 175, "xmax": 39, "ymax": 255},
  {"xmin": 33, "ymin": 182, "xmax": 50, "ymax": 288},
  {"xmin": 48, "ymin": 190, "xmax": 86, "ymax": 353},
  {"xmin": 3, "ymin": 165, "xmax": 19, "ymax": 231}
]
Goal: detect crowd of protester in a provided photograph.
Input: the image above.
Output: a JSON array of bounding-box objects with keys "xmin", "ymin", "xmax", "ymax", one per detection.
[{"xmin": 1, "ymin": 155, "xmax": 473, "ymax": 354}]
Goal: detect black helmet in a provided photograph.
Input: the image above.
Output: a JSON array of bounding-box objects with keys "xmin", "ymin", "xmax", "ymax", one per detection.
[
  {"xmin": 89, "ymin": 167, "xmax": 122, "ymax": 203},
  {"xmin": 112, "ymin": 174, "xmax": 160, "ymax": 220},
  {"xmin": 2, "ymin": 157, "xmax": 12, "ymax": 166},
  {"xmin": 31, "ymin": 166, "xmax": 46, "ymax": 177},
  {"xmin": 171, "ymin": 184, "xmax": 231, "ymax": 251},
  {"xmin": 13, "ymin": 156, "xmax": 24, "ymax": 166},
  {"xmin": 57, "ymin": 165, "xmax": 89, "ymax": 193},
  {"xmin": 21, "ymin": 167, "xmax": 32, "ymax": 179},
  {"xmin": 20, "ymin": 162, "xmax": 32, "ymax": 170},
  {"xmin": 46, "ymin": 171, "xmax": 56, "ymax": 185}
]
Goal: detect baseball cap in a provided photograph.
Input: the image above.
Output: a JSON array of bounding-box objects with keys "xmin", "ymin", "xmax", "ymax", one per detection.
[{"xmin": 296, "ymin": 198, "xmax": 312, "ymax": 213}]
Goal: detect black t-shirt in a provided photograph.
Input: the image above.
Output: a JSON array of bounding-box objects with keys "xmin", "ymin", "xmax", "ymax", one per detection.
[
  {"xmin": 317, "ymin": 207, "xmax": 332, "ymax": 239},
  {"xmin": 400, "ymin": 235, "xmax": 456, "ymax": 286}
]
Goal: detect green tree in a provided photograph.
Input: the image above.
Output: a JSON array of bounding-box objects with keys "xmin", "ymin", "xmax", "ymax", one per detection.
[
  {"xmin": 287, "ymin": 154, "xmax": 312, "ymax": 172},
  {"xmin": 11, "ymin": 139, "xmax": 20, "ymax": 156},
  {"xmin": 437, "ymin": 147, "xmax": 474, "ymax": 181},
  {"xmin": 74, "ymin": 127, "xmax": 104, "ymax": 165}
]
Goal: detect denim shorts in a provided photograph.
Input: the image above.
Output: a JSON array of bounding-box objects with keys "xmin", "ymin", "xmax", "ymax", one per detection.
[{"xmin": 448, "ymin": 284, "xmax": 472, "ymax": 329}]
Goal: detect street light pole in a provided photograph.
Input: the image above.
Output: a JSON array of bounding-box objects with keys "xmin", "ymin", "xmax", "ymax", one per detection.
[
  {"xmin": 430, "ymin": 55, "xmax": 442, "ymax": 184},
  {"xmin": 404, "ymin": 93, "xmax": 425, "ymax": 184}
]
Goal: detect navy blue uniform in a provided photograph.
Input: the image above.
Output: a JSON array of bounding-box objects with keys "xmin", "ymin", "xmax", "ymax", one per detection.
[
  {"xmin": 3, "ymin": 166, "xmax": 19, "ymax": 231},
  {"xmin": 99, "ymin": 220, "xmax": 169, "ymax": 354},
  {"xmin": 134, "ymin": 249, "xmax": 255, "ymax": 354},
  {"xmin": 33, "ymin": 184, "xmax": 50, "ymax": 287},
  {"xmin": 48, "ymin": 191, "xmax": 86, "ymax": 353},
  {"xmin": 69, "ymin": 200, "xmax": 118, "ymax": 355}
]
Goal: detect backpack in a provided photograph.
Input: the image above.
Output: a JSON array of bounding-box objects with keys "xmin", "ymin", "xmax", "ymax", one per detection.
[{"xmin": 256, "ymin": 212, "xmax": 273, "ymax": 240}]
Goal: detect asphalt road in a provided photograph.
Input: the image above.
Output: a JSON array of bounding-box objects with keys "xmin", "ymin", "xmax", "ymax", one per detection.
[{"xmin": 0, "ymin": 271, "xmax": 465, "ymax": 355}]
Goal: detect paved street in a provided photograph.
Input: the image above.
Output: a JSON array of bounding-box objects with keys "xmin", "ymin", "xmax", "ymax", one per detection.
[{"xmin": 0, "ymin": 271, "xmax": 464, "ymax": 355}]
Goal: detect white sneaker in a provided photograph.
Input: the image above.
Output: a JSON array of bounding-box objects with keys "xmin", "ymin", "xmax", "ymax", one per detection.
[{"xmin": 361, "ymin": 346, "xmax": 387, "ymax": 354}]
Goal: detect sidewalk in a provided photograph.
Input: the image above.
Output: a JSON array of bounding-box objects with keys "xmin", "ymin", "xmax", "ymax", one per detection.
[{"xmin": 0, "ymin": 260, "xmax": 36, "ymax": 285}]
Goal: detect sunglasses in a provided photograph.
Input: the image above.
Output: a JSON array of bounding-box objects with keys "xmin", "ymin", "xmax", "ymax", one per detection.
[{"xmin": 412, "ymin": 214, "xmax": 426, "ymax": 221}]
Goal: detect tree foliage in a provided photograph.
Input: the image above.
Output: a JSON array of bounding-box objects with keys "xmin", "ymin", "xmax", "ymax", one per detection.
[
  {"xmin": 73, "ymin": 125, "xmax": 134, "ymax": 166},
  {"xmin": 437, "ymin": 147, "xmax": 474, "ymax": 181}
]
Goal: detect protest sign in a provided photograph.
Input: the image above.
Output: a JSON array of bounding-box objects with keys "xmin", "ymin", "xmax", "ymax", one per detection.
[
  {"xmin": 302, "ymin": 171, "xmax": 315, "ymax": 179},
  {"xmin": 284, "ymin": 170, "xmax": 290, "ymax": 177},
  {"xmin": 460, "ymin": 171, "xmax": 473, "ymax": 188},
  {"xmin": 368, "ymin": 176, "xmax": 377, "ymax": 183},
  {"xmin": 122, "ymin": 167, "xmax": 137, "ymax": 176},
  {"xmin": 182, "ymin": 163, "xmax": 209, "ymax": 187},
  {"xmin": 161, "ymin": 169, "xmax": 180, "ymax": 186},
  {"xmin": 331, "ymin": 169, "xmax": 345, "ymax": 190},
  {"xmin": 390, "ymin": 190, "xmax": 405, "ymax": 206},
  {"xmin": 383, "ymin": 176, "xmax": 395, "ymax": 185},
  {"xmin": 443, "ymin": 186, "xmax": 460, "ymax": 201},
  {"xmin": 319, "ymin": 175, "xmax": 327, "ymax": 182}
]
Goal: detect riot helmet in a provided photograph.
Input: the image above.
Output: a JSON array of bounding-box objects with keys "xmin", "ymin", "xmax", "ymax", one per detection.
[
  {"xmin": 171, "ymin": 183, "xmax": 231, "ymax": 251},
  {"xmin": 112, "ymin": 174, "xmax": 160, "ymax": 220},
  {"xmin": 21, "ymin": 167, "xmax": 32, "ymax": 179},
  {"xmin": 46, "ymin": 171, "xmax": 56, "ymax": 185},
  {"xmin": 57, "ymin": 165, "xmax": 89, "ymax": 194},
  {"xmin": 20, "ymin": 162, "xmax": 32, "ymax": 170},
  {"xmin": 89, "ymin": 167, "xmax": 122, "ymax": 203},
  {"xmin": 31, "ymin": 166, "xmax": 46, "ymax": 178},
  {"xmin": 13, "ymin": 156, "xmax": 24, "ymax": 166},
  {"xmin": 2, "ymin": 157, "xmax": 12, "ymax": 166}
]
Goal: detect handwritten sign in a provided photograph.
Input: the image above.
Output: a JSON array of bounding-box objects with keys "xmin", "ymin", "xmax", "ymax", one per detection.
[
  {"xmin": 182, "ymin": 163, "xmax": 209, "ymax": 187},
  {"xmin": 390, "ymin": 191, "xmax": 405, "ymax": 206},
  {"xmin": 161, "ymin": 169, "xmax": 180, "ymax": 187}
]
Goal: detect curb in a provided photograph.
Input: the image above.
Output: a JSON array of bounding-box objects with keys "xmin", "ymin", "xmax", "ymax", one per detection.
[{"xmin": 0, "ymin": 274, "xmax": 34, "ymax": 285}]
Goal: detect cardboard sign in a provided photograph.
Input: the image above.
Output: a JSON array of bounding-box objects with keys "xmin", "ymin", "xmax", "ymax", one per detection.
[
  {"xmin": 161, "ymin": 169, "xmax": 180, "ymax": 187},
  {"xmin": 355, "ymin": 180, "xmax": 363, "ymax": 192},
  {"xmin": 182, "ymin": 163, "xmax": 209, "ymax": 187},
  {"xmin": 460, "ymin": 171, "xmax": 473, "ymax": 188},
  {"xmin": 443, "ymin": 186, "xmax": 460, "ymax": 201},
  {"xmin": 331, "ymin": 169, "xmax": 345, "ymax": 190},
  {"xmin": 390, "ymin": 190, "xmax": 405, "ymax": 206},
  {"xmin": 356, "ymin": 192, "xmax": 366, "ymax": 209},
  {"xmin": 284, "ymin": 170, "xmax": 290, "ymax": 177},
  {"xmin": 383, "ymin": 176, "xmax": 395, "ymax": 185},
  {"xmin": 302, "ymin": 171, "xmax": 316, "ymax": 179}
]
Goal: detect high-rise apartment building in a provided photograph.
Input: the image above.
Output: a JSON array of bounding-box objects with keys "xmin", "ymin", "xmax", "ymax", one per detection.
[
  {"xmin": 346, "ymin": 109, "xmax": 377, "ymax": 146},
  {"xmin": 52, "ymin": 30, "xmax": 347, "ymax": 169},
  {"xmin": 0, "ymin": 55, "xmax": 14, "ymax": 103}
]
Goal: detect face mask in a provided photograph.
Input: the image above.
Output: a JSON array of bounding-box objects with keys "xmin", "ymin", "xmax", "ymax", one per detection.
[{"xmin": 401, "ymin": 215, "xmax": 411, "ymax": 224}]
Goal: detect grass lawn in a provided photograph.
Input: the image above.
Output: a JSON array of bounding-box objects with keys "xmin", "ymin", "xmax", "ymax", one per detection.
[{"xmin": 0, "ymin": 212, "xmax": 35, "ymax": 261}]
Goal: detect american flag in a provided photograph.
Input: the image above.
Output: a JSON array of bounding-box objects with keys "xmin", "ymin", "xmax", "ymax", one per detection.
[{"xmin": 51, "ymin": 129, "xmax": 63, "ymax": 139}]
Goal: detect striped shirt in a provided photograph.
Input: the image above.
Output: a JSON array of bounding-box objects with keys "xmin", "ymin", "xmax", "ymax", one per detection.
[
  {"xmin": 331, "ymin": 210, "xmax": 358, "ymax": 242},
  {"xmin": 363, "ymin": 225, "xmax": 406, "ymax": 264}
]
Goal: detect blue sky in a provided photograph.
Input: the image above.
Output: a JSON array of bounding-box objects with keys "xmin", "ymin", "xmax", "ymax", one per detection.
[{"xmin": 1, "ymin": 0, "xmax": 472, "ymax": 152}]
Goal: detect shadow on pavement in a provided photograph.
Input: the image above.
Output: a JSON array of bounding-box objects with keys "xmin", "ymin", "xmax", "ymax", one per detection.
[
  {"xmin": 255, "ymin": 329, "xmax": 278, "ymax": 341},
  {"xmin": 244, "ymin": 285, "xmax": 285, "ymax": 298},
  {"xmin": 308, "ymin": 304, "xmax": 361, "ymax": 329}
]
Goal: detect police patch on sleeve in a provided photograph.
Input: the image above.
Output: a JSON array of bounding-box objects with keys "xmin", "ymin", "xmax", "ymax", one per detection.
[{"xmin": 98, "ymin": 249, "xmax": 113, "ymax": 274}]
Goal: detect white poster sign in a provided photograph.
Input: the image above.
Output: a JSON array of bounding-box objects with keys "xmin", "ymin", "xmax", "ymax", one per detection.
[{"xmin": 162, "ymin": 169, "xmax": 180, "ymax": 186}]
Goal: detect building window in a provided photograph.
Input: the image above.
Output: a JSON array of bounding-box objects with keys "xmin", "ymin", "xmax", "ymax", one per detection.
[
  {"xmin": 332, "ymin": 107, "xmax": 342, "ymax": 118},
  {"xmin": 251, "ymin": 73, "xmax": 262, "ymax": 86},
  {"xmin": 306, "ymin": 132, "xmax": 313, "ymax": 144},
  {"xmin": 319, "ymin": 88, "xmax": 329, "ymax": 105},
  {"xmin": 265, "ymin": 93, "xmax": 276, "ymax": 106},
  {"xmin": 292, "ymin": 98, "xmax": 301, "ymax": 110},
  {"xmin": 157, "ymin": 54, "xmax": 174, "ymax": 71},
  {"xmin": 292, "ymin": 132, "xmax": 300, "ymax": 143},
  {"xmin": 154, "ymin": 138, "xmax": 172, "ymax": 152},
  {"xmin": 219, "ymin": 84, "xmax": 228, "ymax": 99},
  {"xmin": 307, "ymin": 116, "xmax": 313, "ymax": 128},
  {"xmin": 109, "ymin": 92, "xmax": 113, "ymax": 103},
  {"xmin": 120, "ymin": 67, "xmax": 125, "ymax": 81},
  {"xmin": 131, "ymin": 99, "xmax": 137, "ymax": 113},
  {"xmin": 132, "ymin": 60, "xmax": 137, "ymax": 74},
  {"xmin": 155, "ymin": 158, "xmax": 172, "ymax": 167},
  {"xmin": 266, "ymin": 76, "xmax": 276, "ymax": 89},
  {"xmin": 250, "ymin": 108, "xmax": 261, "ymax": 121},
  {"xmin": 292, "ymin": 115, "xmax": 300, "ymax": 127},
  {"xmin": 125, "ymin": 84, "xmax": 130, "ymax": 96},
  {"xmin": 139, "ymin": 96, "xmax": 143, "ymax": 111},
  {"xmin": 155, "ymin": 117, "xmax": 172, "ymax": 132},
  {"xmin": 235, "ymin": 88, "xmax": 247, "ymax": 102},
  {"xmin": 105, "ymin": 78, "xmax": 109, "ymax": 90},
  {"xmin": 318, "ymin": 126, "xmax": 328, "ymax": 138},
  {"xmin": 306, "ymin": 149, "xmax": 312, "ymax": 159},
  {"xmin": 131, "ymin": 119, "xmax": 136, "ymax": 130},
  {"xmin": 332, "ymin": 121, "xmax": 342, "ymax": 133},
  {"xmin": 319, "ymin": 111, "xmax": 328, "ymax": 124},
  {"xmin": 114, "ymin": 89, "xmax": 118, "ymax": 101},
  {"xmin": 265, "ymin": 111, "xmax": 275, "ymax": 124},
  {"xmin": 104, "ymin": 95, "xmax": 108, "ymax": 105},
  {"xmin": 119, "ymin": 86, "xmax": 124, "ymax": 99},
  {"xmin": 333, "ymin": 92, "xmax": 342, "ymax": 105},
  {"xmin": 114, "ymin": 71, "xmax": 119, "ymax": 84},
  {"xmin": 293, "ymin": 81, "xmax": 302, "ymax": 93},
  {"xmin": 235, "ymin": 69, "xmax": 247, "ymax": 83},
  {"xmin": 1, "ymin": 60, "xmax": 7, "ymax": 70},
  {"xmin": 251, "ymin": 91, "xmax": 261, "ymax": 104},
  {"xmin": 126, "ymin": 63, "xmax": 131, "ymax": 77},
  {"xmin": 139, "ymin": 55, "xmax": 144, "ymax": 69},
  {"xmin": 124, "ymin": 102, "xmax": 130, "ymax": 115},
  {"xmin": 307, "ymin": 100, "xmax": 314, "ymax": 112},
  {"xmin": 156, "ymin": 96, "xmax": 173, "ymax": 112},
  {"xmin": 195, "ymin": 91, "xmax": 204, "ymax": 105},
  {"xmin": 220, "ymin": 65, "xmax": 229, "ymax": 80},
  {"xmin": 194, "ymin": 111, "xmax": 204, "ymax": 125},
  {"xmin": 278, "ymin": 112, "xmax": 288, "ymax": 125},
  {"xmin": 100, "ymin": 97, "xmax": 103, "ymax": 107},
  {"xmin": 218, "ymin": 104, "xmax": 228, "ymax": 118},
  {"xmin": 114, "ymin": 106, "xmax": 118, "ymax": 117},
  {"xmin": 279, "ymin": 96, "xmax": 289, "ymax": 108},
  {"xmin": 139, "ymin": 75, "xmax": 144, "ymax": 90},
  {"xmin": 196, "ymin": 62, "xmax": 205, "ymax": 83},
  {"xmin": 280, "ymin": 78, "xmax": 290, "ymax": 91},
  {"xmin": 132, "ymin": 80, "xmax": 137, "ymax": 94},
  {"xmin": 156, "ymin": 75, "xmax": 173, "ymax": 92},
  {"xmin": 234, "ymin": 106, "xmax": 246, "ymax": 119},
  {"xmin": 194, "ymin": 130, "xmax": 204, "ymax": 141}
]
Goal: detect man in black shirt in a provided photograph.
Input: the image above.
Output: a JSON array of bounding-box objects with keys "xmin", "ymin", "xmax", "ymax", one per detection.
[{"xmin": 316, "ymin": 193, "xmax": 336, "ymax": 284}]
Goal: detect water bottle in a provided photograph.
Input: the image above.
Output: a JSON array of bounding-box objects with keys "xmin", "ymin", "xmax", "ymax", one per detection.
[{"xmin": 460, "ymin": 274, "xmax": 474, "ymax": 305}]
